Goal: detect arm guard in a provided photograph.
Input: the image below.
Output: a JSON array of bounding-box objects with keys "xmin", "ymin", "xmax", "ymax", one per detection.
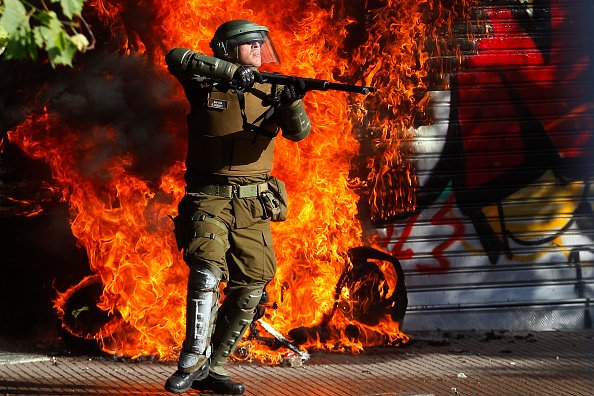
[
  {"xmin": 278, "ymin": 100, "xmax": 311, "ymax": 142},
  {"xmin": 165, "ymin": 47, "xmax": 238, "ymax": 81}
]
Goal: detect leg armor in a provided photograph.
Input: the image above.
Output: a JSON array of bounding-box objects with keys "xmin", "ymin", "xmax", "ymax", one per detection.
[
  {"xmin": 179, "ymin": 261, "xmax": 222, "ymax": 373},
  {"xmin": 208, "ymin": 285, "xmax": 264, "ymax": 377}
]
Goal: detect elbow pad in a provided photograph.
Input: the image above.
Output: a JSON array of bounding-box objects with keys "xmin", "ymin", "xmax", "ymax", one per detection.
[
  {"xmin": 280, "ymin": 100, "xmax": 311, "ymax": 142},
  {"xmin": 165, "ymin": 47, "xmax": 195, "ymax": 76},
  {"xmin": 165, "ymin": 48, "xmax": 238, "ymax": 80}
]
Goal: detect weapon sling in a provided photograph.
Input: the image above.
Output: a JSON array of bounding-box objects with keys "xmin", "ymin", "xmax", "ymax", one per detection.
[{"xmin": 235, "ymin": 89, "xmax": 279, "ymax": 143}]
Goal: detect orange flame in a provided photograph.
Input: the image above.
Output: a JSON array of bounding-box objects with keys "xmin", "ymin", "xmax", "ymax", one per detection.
[
  {"xmin": 7, "ymin": 0, "xmax": 476, "ymax": 361},
  {"xmin": 347, "ymin": 0, "xmax": 477, "ymax": 220}
]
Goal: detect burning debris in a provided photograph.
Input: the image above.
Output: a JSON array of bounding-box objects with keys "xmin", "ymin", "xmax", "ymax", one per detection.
[
  {"xmin": 256, "ymin": 319, "xmax": 311, "ymax": 362},
  {"xmin": 286, "ymin": 246, "xmax": 408, "ymax": 350},
  {"xmin": 1, "ymin": 0, "xmax": 478, "ymax": 362},
  {"xmin": 54, "ymin": 275, "xmax": 118, "ymax": 353}
]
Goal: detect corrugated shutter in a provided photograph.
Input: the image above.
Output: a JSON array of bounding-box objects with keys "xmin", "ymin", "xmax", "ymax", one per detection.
[{"xmin": 372, "ymin": 0, "xmax": 594, "ymax": 331}]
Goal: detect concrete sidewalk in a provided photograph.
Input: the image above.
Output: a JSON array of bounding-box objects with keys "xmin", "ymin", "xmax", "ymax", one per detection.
[{"xmin": 1, "ymin": 330, "xmax": 593, "ymax": 395}]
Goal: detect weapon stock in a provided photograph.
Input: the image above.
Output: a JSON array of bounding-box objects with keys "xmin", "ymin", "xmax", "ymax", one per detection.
[{"xmin": 259, "ymin": 71, "xmax": 377, "ymax": 95}]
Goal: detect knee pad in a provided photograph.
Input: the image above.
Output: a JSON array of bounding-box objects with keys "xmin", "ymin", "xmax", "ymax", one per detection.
[
  {"xmin": 188, "ymin": 261, "xmax": 222, "ymax": 293},
  {"xmin": 229, "ymin": 286, "xmax": 264, "ymax": 311}
]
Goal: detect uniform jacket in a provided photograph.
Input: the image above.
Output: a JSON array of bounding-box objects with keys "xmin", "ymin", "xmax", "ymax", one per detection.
[{"xmin": 171, "ymin": 71, "xmax": 311, "ymax": 185}]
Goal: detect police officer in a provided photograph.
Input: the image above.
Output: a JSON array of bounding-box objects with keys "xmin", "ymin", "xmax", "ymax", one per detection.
[{"xmin": 164, "ymin": 19, "xmax": 311, "ymax": 394}]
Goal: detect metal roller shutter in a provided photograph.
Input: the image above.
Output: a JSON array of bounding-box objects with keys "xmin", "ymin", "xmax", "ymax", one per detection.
[{"xmin": 371, "ymin": 0, "xmax": 594, "ymax": 331}]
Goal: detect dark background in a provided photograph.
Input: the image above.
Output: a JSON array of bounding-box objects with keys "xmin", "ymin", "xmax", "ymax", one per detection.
[{"xmin": 0, "ymin": 142, "xmax": 92, "ymax": 353}]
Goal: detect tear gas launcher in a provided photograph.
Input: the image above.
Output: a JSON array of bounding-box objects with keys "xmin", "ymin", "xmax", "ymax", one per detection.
[
  {"xmin": 164, "ymin": 48, "xmax": 378, "ymax": 96},
  {"xmin": 258, "ymin": 71, "xmax": 378, "ymax": 95}
]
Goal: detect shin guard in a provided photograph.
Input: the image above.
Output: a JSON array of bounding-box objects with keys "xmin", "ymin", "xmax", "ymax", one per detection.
[
  {"xmin": 209, "ymin": 286, "xmax": 263, "ymax": 376},
  {"xmin": 179, "ymin": 262, "xmax": 221, "ymax": 373}
]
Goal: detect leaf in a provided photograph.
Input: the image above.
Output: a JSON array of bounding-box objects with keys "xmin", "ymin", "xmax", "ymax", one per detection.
[
  {"xmin": 47, "ymin": 30, "xmax": 76, "ymax": 67},
  {"xmin": 0, "ymin": 0, "xmax": 29, "ymax": 35},
  {"xmin": 32, "ymin": 24, "xmax": 57, "ymax": 49},
  {"xmin": 3, "ymin": 24, "xmax": 36, "ymax": 60},
  {"xmin": 54, "ymin": 27, "xmax": 69, "ymax": 51},
  {"xmin": 50, "ymin": 0, "xmax": 86, "ymax": 19},
  {"xmin": 32, "ymin": 25, "xmax": 48, "ymax": 47},
  {"xmin": 32, "ymin": 11, "xmax": 62, "ymax": 48},
  {"xmin": 33, "ymin": 10, "xmax": 62, "ymax": 31}
]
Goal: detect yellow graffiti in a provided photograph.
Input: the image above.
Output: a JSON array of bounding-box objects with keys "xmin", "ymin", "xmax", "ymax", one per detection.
[{"xmin": 460, "ymin": 170, "xmax": 589, "ymax": 261}]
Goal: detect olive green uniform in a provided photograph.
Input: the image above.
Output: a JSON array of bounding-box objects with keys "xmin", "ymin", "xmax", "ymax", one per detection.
[
  {"xmin": 178, "ymin": 79, "xmax": 309, "ymax": 287},
  {"xmin": 166, "ymin": 47, "xmax": 311, "ymax": 384}
]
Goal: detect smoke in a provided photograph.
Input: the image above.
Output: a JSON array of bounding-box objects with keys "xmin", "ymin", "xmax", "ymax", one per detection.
[{"xmin": 2, "ymin": 50, "xmax": 187, "ymax": 184}]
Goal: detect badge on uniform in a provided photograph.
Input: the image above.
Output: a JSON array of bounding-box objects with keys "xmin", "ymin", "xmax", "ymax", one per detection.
[{"xmin": 208, "ymin": 98, "xmax": 228, "ymax": 110}]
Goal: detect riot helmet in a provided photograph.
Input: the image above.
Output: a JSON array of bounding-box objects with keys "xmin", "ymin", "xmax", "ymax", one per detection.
[{"xmin": 210, "ymin": 19, "xmax": 280, "ymax": 66}]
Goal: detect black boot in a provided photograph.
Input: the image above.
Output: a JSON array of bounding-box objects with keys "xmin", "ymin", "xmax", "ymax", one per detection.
[
  {"xmin": 164, "ymin": 362, "xmax": 209, "ymax": 394},
  {"xmin": 166, "ymin": 264, "xmax": 221, "ymax": 393},
  {"xmin": 192, "ymin": 374, "xmax": 245, "ymax": 394}
]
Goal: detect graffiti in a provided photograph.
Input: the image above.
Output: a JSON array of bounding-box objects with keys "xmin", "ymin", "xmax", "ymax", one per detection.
[
  {"xmin": 379, "ymin": 0, "xmax": 594, "ymax": 275},
  {"xmin": 418, "ymin": 195, "xmax": 466, "ymax": 273},
  {"xmin": 380, "ymin": 212, "xmax": 418, "ymax": 261}
]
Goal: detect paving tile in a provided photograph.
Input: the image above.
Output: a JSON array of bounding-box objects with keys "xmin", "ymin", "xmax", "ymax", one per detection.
[{"xmin": 0, "ymin": 330, "xmax": 592, "ymax": 395}]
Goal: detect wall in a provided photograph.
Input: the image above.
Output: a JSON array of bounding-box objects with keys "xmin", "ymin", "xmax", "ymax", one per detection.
[{"xmin": 374, "ymin": 0, "xmax": 594, "ymax": 331}]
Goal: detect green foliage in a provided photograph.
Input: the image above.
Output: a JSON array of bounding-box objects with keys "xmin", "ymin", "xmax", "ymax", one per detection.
[
  {"xmin": 50, "ymin": 0, "xmax": 84, "ymax": 19},
  {"xmin": 0, "ymin": 0, "xmax": 89, "ymax": 67}
]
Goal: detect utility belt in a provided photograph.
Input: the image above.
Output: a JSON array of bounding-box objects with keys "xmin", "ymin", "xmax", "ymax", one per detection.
[
  {"xmin": 186, "ymin": 179, "xmax": 287, "ymax": 222},
  {"xmin": 185, "ymin": 182, "xmax": 269, "ymax": 199}
]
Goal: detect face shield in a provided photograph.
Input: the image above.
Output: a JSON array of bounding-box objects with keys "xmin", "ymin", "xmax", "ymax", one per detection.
[
  {"xmin": 210, "ymin": 20, "xmax": 281, "ymax": 66},
  {"xmin": 226, "ymin": 30, "xmax": 280, "ymax": 65}
]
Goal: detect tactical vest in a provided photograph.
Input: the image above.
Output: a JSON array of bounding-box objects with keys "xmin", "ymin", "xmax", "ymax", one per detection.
[{"xmin": 185, "ymin": 82, "xmax": 277, "ymax": 178}]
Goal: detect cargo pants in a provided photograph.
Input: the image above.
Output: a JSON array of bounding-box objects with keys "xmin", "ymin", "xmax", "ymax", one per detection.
[{"xmin": 174, "ymin": 177, "xmax": 277, "ymax": 291}]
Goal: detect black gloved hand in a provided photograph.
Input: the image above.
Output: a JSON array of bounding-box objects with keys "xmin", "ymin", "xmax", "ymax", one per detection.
[
  {"xmin": 280, "ymin": 77, "xmax": 307, "ymax": 104},
  {"xmin": 233, "ymin": 67, "xmax": 262, "ymax": 91}
]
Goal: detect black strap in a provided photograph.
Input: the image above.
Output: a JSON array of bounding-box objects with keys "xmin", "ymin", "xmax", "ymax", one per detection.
[{"xmin": 236, "ymin": 89, "xmax": 279, "ymax": 142}]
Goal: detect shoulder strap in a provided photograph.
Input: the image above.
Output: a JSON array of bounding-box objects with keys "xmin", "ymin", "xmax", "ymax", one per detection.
[{"xmin": 236, "ymin": 89, "xmax": 279, "ymax": 142}]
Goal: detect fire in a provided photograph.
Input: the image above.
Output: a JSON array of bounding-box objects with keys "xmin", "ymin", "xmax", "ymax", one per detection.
[
  {"xmin": 347, "ymin": 0, "xmax": 477, "ymax": 221},
  {"xmin": 6, "ymin": 0, "xmax": 475, "ymax": 361}
]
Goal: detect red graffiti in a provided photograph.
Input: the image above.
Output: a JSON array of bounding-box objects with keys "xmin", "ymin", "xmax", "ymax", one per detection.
[
  {"xmin": 458, "ymin": 4, "xmax": 593, "ymax": 190},
  {"xmin": 382, "ymin": 213, "xmax": 418, "ymax": 261},
  {"xmin": 416, "ymin": 196, "xmax": 464, "ymax": 273}
]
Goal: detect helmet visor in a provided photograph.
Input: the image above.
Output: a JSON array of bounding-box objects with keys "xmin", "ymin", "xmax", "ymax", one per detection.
[{"xmin": 227, "ymin": 30, "xmax": 280, "ymax": 65}]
